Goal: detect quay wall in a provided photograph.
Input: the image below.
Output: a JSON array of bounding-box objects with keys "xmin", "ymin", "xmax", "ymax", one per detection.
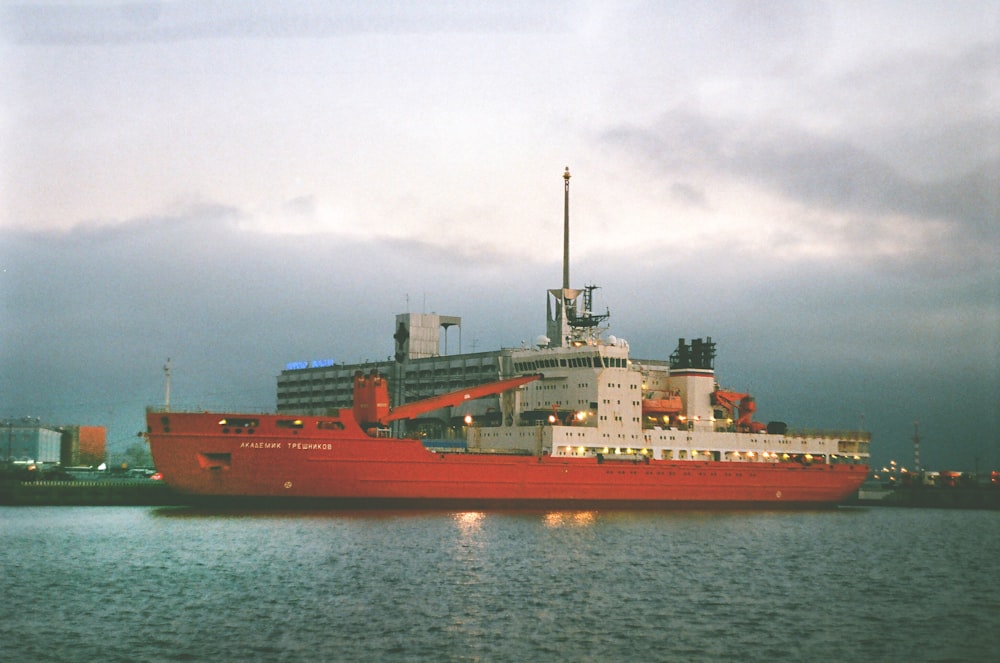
[
  {"xmin": 0, "ymin": 480, "xmax": 182, "ymax": 506},
  {"xmin": 850, "ymin": 485, "xmax": 1000, "ymax": 510}
]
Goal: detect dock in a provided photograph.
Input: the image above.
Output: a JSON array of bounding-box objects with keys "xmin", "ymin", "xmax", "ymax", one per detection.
[{"xmin": 0, "ymin": 479, "xmax": 183, "ymax": 506}]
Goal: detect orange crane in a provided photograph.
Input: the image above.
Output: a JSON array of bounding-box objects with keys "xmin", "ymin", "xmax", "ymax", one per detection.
[
  {"xmin": 712, "ymin": 389, "xmax": 766, "ymax": 433},
  {"xmin": 386, "ymin": 374, "xmax": 542, "ymax": 422},
  {"xmin": 353, "ymin": 370, "xmax": 541, "ymax": 429}
]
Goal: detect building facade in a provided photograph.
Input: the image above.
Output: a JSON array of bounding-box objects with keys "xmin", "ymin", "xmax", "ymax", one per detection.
[
  {"xmin": 277, "ymin": 313, "xmax": 512, "ymax": 438},
  {"xmin": 2, "ymin": 420, "xmax": 107, "ymax": 466},
  {"xmin": 60, "ymin": 425, "xmax": 107, "ymax": 467},
  {"xmin": 2, "ymin": 419, "xmax": 62, "ymax": 464}
]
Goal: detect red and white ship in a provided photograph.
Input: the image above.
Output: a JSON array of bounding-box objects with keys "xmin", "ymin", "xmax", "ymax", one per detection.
[{"xmin": 145, "ymin": 169, "xmax": 870, "ymax": 507}]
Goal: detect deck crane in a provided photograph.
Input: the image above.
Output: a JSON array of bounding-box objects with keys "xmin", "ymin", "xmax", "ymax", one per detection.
[{"xmin": 711, "ymin": 390, "xmax": 767, "ymax": 433}]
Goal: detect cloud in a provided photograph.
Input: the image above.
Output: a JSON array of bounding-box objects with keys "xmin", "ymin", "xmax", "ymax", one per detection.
[
  {"xmin": 601, "ymin": 102, "xmax": 999, "ymax": 275},
  {"xmin": 1, "ymin": 1, "xmax": 567, "ymax": 45},
  {"xmin": 0, "ymin": 202, "xmax": 549, "ymax": 417}
]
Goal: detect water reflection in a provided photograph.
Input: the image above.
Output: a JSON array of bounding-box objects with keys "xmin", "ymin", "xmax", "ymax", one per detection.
[
  {"xmin": 543, "ymin": 511, "xmax": 596, "ymax": 527},
  {"xmin": 452, "ymin": 511, "xmax": 485, "ymax": 533}
]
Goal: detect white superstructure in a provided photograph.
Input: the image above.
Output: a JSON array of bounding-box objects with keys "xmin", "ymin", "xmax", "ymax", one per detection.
[{"xmin": 469, "ymin": 304, "xmax": 870, "ymax": 468}]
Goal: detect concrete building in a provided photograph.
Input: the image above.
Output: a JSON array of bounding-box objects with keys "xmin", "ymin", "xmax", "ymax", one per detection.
[
  {"xmin": 277, "ymin": 313, "xmax": 508, "ymax": 438},
  {"xmin": 2, "ymin": 419, "xmax": 61, "ymax": 464},
  {"xmin": 2, "ymin": 420, "xmax": 107, "ymax": 466}
]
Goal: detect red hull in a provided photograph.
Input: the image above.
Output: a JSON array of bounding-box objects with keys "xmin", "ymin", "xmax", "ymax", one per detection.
[{"xmin": 147, "ymin": 411, "xmax": 868, "ymax": 507}]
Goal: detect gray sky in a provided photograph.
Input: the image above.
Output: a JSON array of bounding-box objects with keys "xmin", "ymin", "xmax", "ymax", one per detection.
[{"xmin": 1, "ymin": 1, "xmax": 998, "ymax": 472}]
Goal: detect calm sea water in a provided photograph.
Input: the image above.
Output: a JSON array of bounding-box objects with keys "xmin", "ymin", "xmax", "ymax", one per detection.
[{"xmin": 2, "ymin": 506, "xmax": 998, "ymax": 662}]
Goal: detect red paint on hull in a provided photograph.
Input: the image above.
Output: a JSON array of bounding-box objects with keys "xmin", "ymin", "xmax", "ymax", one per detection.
[{"xmin": 147, "ymin": 411, "xmax": 868, "ymax": 507}]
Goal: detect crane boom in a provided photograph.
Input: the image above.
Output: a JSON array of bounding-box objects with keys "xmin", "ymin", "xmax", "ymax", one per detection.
[
  {"xmin": 386, "ymin": 374, "xmax": 542, "ymax": 423},
  {"xmin": 712, "ymin": 389, "xmax": 766, "ymax": 433}
]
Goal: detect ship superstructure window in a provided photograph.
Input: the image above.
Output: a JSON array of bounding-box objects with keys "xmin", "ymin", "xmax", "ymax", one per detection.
[
  {"xmin": 276, "ymin": 419, "xmax": 304, "ymax": 429},
  {"xmin": 317, "ymin": 421, "xmax": 345, "ymax": 430}
]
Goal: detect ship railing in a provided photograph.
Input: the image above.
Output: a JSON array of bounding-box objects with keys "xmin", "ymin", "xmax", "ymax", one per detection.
[
  {"xmin": 465, "ymin": 447, "xmax": 535, "ymax": 456},
  {"xmin": 145, "ymin": 405, "xmax": 277, "ymax": 415},
  {"xmin": 785, "ymin": 428, "xmax": 871, "ymax": 442}
]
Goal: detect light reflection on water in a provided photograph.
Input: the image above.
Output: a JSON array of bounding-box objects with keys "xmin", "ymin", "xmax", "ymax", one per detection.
[
  {"xmin": 2, "ymin": 506, "xmax": 998, "ymax": 662},
  {"xmin": 453, "ymin": 510, "xmax": 485, "ymax": 531},
  {"xmin": 543, "ymin": 510, "xmax": 597, "ymax": 527}
]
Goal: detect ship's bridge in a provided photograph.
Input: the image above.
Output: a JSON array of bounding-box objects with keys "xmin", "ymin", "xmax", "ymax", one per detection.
[
  {"xmin": 510, "ymin": 339, "xmax": 630, "ymax": 375},
  {"xmin": 506, "ymin": 339, "xmax": 641, "ymax": 433}
]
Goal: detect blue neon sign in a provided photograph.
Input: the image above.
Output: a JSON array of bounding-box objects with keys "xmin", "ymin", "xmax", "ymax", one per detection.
[{"xmin": 284, "ymin": 359, "xmax": 336, "ymax": 371}]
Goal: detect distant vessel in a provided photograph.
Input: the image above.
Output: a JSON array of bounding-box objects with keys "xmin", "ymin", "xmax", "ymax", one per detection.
[{"xmin": 146, "ymin": 169, "xmax": 870, "ymax": 507}]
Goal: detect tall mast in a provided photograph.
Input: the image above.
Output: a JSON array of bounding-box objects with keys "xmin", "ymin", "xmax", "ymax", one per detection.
[
  {"xmin": 563, "ymin": 166, "xmax": 571, "ymax": 290},
  {"xmin": 164, "ymin": 358, "xmax": 172, "ymax": 412}
]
